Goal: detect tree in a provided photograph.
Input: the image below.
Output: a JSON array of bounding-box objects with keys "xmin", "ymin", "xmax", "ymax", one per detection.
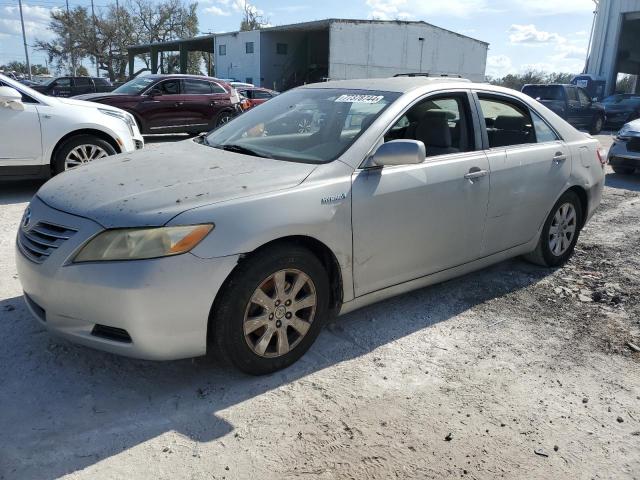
[
  {"xmin": 489, "ymin": 69, "xmax": 576, "ymax": 91},
  {"xmin": 0, "ymin": 62, "xmax": 49, "ymax": 76},
  {"xmin": 239, "ymin": 1, "xmax": 268, "ymax": 31}
]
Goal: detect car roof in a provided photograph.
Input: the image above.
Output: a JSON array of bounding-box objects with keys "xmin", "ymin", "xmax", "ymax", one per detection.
[
  {"xmin": 141, "ymin": 74, "xmax": 227, "ymax": 81},
  {"xmin": 301, "ymin": 76, "xmax": 474, "ymax": 93}
]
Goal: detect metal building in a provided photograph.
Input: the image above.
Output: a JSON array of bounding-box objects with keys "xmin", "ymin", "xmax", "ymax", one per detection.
[
  {"xmin": 586, "ymin": 0, "xmax": 640, "ymax": 95},
  {"xmin": 127, "ymin": 19, "xmax": 488, "ymax": 90}
]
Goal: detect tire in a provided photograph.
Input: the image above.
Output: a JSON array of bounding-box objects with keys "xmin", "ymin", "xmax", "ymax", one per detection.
[
  {"xmin": 523, "ymin": 190, "xmax": 583, "ymax": 267},
  {"xmin": 52, "ymin": 134, "xmax": 117, "ymax": 175},
  {"xmin": 589, "ymin": 115, "xmax": 604, "ymax": 135},
  {"xmin": 612, "ymin": 165, "xmax": 635, "ymax": 175},
  {"xmin": 210, "ymin": 244, "xmax": 331, "ymax": 375},
  {"xmin": 215, "ymin": 110, "xmax": 234, "ymax": 128}
]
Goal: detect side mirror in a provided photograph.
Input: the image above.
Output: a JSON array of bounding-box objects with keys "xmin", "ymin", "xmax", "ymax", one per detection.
[
  {"xmin": 368, "ymin": 140, "xmax": 426, "ymax": 167},
  {"xmin": 0, "ymin": 86, "xmax": 24, "ymax": 111}
]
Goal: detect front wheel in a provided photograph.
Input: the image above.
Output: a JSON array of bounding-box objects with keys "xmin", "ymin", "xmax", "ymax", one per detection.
[
  {"xmin": 52, "ymin": 134, "xmax": 117, "ymax": 175},
  {"xmin": 523, "ymin": 190, "xmax": 583, "ymax": 267},
  {"xmin": 210, "ymin": 244, "xmax": 331, "ymax": 375},
  {"xmin": 612, "ymin": 165, "xmax": 635, "ymax": 175}
]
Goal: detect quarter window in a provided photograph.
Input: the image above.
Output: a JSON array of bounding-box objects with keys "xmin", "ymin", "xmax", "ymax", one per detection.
[
  {"xmin": 210, "ymin": 82, "xmax": 226, "ymax": 94},
  {"xmin": 531, "ymin": 110, "xmax": 559, "ymax": 143},
  {"xmin": 218, "ymin": 44, "xmax": 227, "ymax": 56},
  {"xmin": 478, "ymin": 96, "xmax": 534, "ymax": 148}
]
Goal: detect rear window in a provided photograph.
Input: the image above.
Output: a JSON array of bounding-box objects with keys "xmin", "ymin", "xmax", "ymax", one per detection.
[{"xmin": 522, "ymin": 85, "xmax": 564, "ymax": 101}]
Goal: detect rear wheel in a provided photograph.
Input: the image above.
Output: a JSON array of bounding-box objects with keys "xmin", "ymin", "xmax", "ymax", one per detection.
[
  {"xmin": 215, "ymin": 111, "xmax": 234, "ymax": 128},
  {"xmin": 524, "ymin": 190, "xmax": 583, "ymax": 267},
  {"xmin": 210, "ymin": 244, "xmax": 331, "ymax": 375},
  {"xmin": 52, "ymin": 134, "xmax": 117, "ymax": 175},
  {"xmin": 589, "ymin": 115, "xmax": 604, "ymax": 135}
]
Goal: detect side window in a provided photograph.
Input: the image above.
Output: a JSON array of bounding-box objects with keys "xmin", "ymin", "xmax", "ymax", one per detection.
[
  {"xmin": 566, "ymin": 87, "xmax": 578, "ymax": 102},
  {"xmin": 478, "ymin": 96, "xmax": 534, "ymax": 148},
  {"xmin": 384, "ymin": 94, "xmax": 474, "ymax": 156},
  {"xmin": 531, "ymin": 110, "xmax": 559, "ymax": 143},
  {"xmin": 0, "ymin": 81, "xmax": 36, "ymax": 103},
  {"xmin": 158, "ymin": 80, "xmax": 180, "ymax": 95},
  {"xmin": 577, "ymin": 88, "xmax": 591, "ymax": 106},
  {"xmin": 74, "ymin": 77, "xmax": 92, "ymax": 86},
  {"xmin": 210, "ymin": 82, "xmax": 226, "ymax": 94},
  {"xmin": 253, "ymin": 90, "xmax": 272, "ymax": 99},
  {"xmin": 53, "ymin": 78, "xmax": 71, "ymax": 88},
  {"xmin": 182, "ymin": 79, "xmax": 212, "ymax": 94}
]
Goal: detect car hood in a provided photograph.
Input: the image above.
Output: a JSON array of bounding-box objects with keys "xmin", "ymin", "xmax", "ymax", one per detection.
[
  {"xmin": 625, "ymin": 118, "xmax": 640, "ymax": 132},
  {"xmin": 72, "ymin": 92, "xmax": 128, "ymax": 102},
  {"xmin": 36, "ymin": 140, "xmax": 317, "ymax": 228},
  {"xmin": 52, "ymin": 96, "xmax": 123, "ymax": 113}
]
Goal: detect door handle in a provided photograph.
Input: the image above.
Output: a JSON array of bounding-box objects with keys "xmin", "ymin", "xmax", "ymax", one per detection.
[
  {"xmin": 174, "ymin": 102, "xmax": 183, "ymax": 107},
  {"xmin": 553, "ymin": 152, "xmax": 567, "ymax": 164},
  {"xmin": 464, "ymin": 168, "xmax": 488, "ymax": 180}
]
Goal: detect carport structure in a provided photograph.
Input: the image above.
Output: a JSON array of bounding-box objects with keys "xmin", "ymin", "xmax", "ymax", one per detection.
[{"xmin": 126, "ymin": 35, "xmax": 215, "ymax": 77}]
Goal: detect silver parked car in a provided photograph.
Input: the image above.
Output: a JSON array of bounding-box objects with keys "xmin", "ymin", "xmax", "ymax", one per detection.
[
  {"xmin": 16, "ymin": 77, "xmax": 606, "ymax": 374},
  {"xmin": 608, "ymin": 118, "xmax": 640, "ymax": 174}
]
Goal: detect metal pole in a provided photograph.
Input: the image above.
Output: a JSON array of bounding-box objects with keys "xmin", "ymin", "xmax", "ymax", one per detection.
[
  {"xmin": 91, "ymin": 0, "xmax": 98, "ymax": 76},
  {"xmin": 18, "ymin": 0, "xmax": 32, "ymax": 79},
  {"xmin": 66, "ymin": 0, "xmax": 75, "ymax": 75}
]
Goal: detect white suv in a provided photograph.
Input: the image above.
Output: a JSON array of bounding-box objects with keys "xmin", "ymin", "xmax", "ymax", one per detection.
[{"xmin": 0, "ymin": 73, "xmax": 143, "ymax": 179}]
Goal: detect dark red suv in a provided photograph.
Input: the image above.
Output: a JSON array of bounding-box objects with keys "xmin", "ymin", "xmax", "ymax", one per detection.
[{"xmin": 73, "ymin": 74, "xmax": 242, "ymax": 134}]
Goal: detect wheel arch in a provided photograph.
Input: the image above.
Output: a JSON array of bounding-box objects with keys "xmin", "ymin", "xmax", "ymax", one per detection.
[
  {"xmin": 208, "ymin": 235, "xmax": 344, "ymax": 341},
  {"xmin": 50, "ymin": 128, "xmax": 121, "ymax": 168},
  {"xmin": 567, "ymin": 185, "xmax": 588, "ymax": 229}
]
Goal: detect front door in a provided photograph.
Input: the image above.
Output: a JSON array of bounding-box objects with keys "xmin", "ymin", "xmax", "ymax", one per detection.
[
  {"xmin": 139, "ymin": 78, "xmax": 183, "ymax": 132},
  {"xmin": 0, "ymin": 86, "xmax": 42, "ymax": 167},
  {"xmin": 475, "ymin": 93, "xmax": 571, "ymax": 255},
  {"xmin": 352, "ymin": 92, "xmax": 490, "ymax": 296}
]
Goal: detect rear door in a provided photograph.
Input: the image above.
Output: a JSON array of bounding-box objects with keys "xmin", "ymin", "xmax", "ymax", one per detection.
[
  {"xmin": 565, "ymin": 86, "xmax": 583, "ymax": 126},
  {"xmin": 474, "ymin": 92, "xmax": 570, "ymax": 255},
  {"xmin": 49, "ymin": 77, "xmax": 72, "ymax": 97},
  {"xmin": 577, "ymin": 87, "xmax": 596, "ymax": 126},
  {"xmin": 180, "ymin": 78, "xmax": 217, "ymax": 131}
]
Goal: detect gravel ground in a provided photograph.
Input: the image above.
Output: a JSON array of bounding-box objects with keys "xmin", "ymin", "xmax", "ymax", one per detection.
[{"xmin": 1, "ymin": 134, "xmax": 639, "ymax": 479}]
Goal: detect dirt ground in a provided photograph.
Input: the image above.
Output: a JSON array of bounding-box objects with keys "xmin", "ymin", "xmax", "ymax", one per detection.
[{"xmin": 1, "ymin": 135, "xmax": 639, "ymax": 479}]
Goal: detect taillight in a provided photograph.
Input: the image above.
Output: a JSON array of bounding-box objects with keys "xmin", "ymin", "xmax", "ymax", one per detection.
[{"xmin": 596, "ymin": 144, "xmax": 607, "ymax": 167}]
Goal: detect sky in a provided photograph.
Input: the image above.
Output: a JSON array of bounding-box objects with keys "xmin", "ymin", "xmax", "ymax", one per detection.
[{"xmin": 0, "ymin": 0, "xmax": 598, "ymax": 77}]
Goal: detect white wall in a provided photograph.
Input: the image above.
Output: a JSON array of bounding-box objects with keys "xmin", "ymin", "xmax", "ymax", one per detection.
[
  {"xmin": 328, "ymin": 22, "xmax": 488, "ymax": 82},
  {"xmin": 214, "ymin": 30, "xmax": 261, "ymax": 83}
]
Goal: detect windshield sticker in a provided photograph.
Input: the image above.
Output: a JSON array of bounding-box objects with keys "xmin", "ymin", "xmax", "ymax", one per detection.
[{"xmin": 335, "ymin": 94, "xmax": 384, "ymax": 104}]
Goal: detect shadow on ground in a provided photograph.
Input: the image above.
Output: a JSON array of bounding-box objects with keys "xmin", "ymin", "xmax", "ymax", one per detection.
[
  {"xmin": 0, "ymin": 254, "xmax": 553, "ymax": 479},
  {"xmin": 605, "ymin": 171, "xmax": 640, "ymax": 192}
]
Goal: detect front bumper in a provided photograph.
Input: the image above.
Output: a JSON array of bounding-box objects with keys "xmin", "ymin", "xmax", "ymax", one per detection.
[
  {"xmin": 607, "ymin": 136, "xmax": 640, "ymax": 169},
  {"xmin": 16, "ymin": 196, "xmax": 239, "ymax": 360}
]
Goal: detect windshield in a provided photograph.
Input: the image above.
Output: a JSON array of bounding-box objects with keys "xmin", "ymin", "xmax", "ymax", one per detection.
[
  {"xmin": 523, "ymin": 85, "xmax": 564, "ymax": 101},
  {"xmin": 204, "ymin": 88, "xmax": 399, "ymax": 163},
  {"xmin": 113, "ymin": 76, "xmax": 157, "ymax": 94},
  {"xmin": 602, "ymin": 94, "xmax": 640, "ymax": 107}
]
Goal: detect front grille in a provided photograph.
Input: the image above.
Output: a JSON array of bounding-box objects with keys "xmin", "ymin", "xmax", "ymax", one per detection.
[
  {"xmin": 18, "ymin": 221, "xmax": 78, "ymax": 263},
  {"xmin": 628, "ymin": 138, "xmax": 640, "ymax": 153}
]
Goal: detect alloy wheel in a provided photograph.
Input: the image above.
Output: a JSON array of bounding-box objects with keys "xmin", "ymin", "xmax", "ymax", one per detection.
[
  {"xmin": 64, "ymin": 144, "xmax": 109, "ymax": 170},
  {"xmin": 548, "ymin": 202, "xmax": 577, "ymax": 256},
  {"xmin": 243, "ymin": 269, "xmax": 317, "ymax": 358}
]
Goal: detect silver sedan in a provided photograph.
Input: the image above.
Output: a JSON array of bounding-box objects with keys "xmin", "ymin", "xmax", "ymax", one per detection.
[{"xmin": 16, "ymin": 77, "xmax": 606, "ymax": 374}]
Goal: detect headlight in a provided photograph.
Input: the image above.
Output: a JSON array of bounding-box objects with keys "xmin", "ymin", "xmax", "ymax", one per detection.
[
  {"xmin": 99, "ymin": 108, "xmax": 136, "ymax": 136},
  {"xmin": 74, "ymin": 224, "xmax": 214, "ymax": 262}
]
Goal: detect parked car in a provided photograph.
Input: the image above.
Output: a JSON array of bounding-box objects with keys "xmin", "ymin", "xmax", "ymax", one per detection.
[
  {"xmin": 17, "ymin": 77, "xmax": 605, "ymax": 374},
  {"xmin": 236, "ymin": 86, "xmax": 279, "ymax": 109},
  {"xmin": 0, "ymin": 73, "xmax": 143, "ymax": 179},
  {"xmin": 30, "ymin": 76, "xmax": 114, "ymax": 97},
  {"xmin": 73, "ymin": 74, "xmax": 243, "ymax": 134},
  {"xmin": 607, "ymin": 118, "xmax": 640, "ymax": 174},
  {"xmin": 521, "ymin": 83, "xmax": 606, "ymax": 134},
  {"xmin": 601, "ymin": 93, "xmax": 640, "ymax": 128}
]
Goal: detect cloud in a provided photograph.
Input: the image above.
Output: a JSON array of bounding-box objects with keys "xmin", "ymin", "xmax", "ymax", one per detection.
[
  {"xmin": 204, "ymin": 5, "xmax": 231, "ymax": 16},
  {"xmin": 486, "ymin": 54, "xmax": 514, "ymax": 78},
  {"xmin": 509, "ymin": 24, "xmax": 564, "ymax": 45},
  {"xmin": 0, "ymin": 4, "xmax": 55, "ymax": 41},
  {"xmin": 366, "ymin": 0, "xmax": 488, "ymax": 20},
  {"xmin": 511, "ymin": 0, "xmax": 594, "ymax": 16}
]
